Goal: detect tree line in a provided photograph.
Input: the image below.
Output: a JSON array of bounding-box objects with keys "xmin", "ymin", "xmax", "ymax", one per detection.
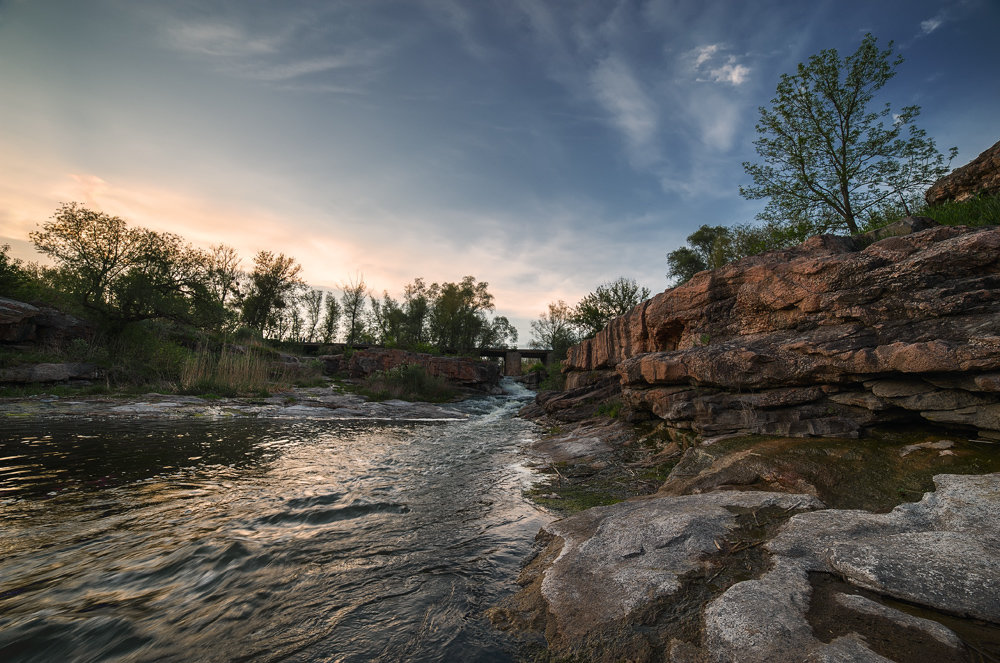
[{"xmin": 1, "ymin": 202, "xmax": 516, "ymax": 355}]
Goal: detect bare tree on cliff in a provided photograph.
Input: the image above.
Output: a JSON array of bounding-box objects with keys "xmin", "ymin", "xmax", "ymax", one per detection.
[{"xmin": 741, "ymin": 33, "xmax": 955, "ymax": 235}]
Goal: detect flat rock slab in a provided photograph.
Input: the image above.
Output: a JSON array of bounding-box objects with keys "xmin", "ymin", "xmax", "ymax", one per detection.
[
  {"xmin": 704, "ymin": 473, "xmax": 1000, "ymax": 662},
  {"xmin": 539, "ymin": 491, "xmax": 824, "ymax": 640}
]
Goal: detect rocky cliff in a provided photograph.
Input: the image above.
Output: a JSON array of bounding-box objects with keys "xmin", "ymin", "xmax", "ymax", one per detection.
[
  {"xmin": 561, "ymin": 220, "xmax": 1000, "ymax": 440},
  {"xmin": 926, "ymin": 137, "xmax": 1000, "ymax": 204}
]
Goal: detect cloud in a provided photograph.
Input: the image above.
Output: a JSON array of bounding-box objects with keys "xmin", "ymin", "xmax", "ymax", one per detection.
[
  {"xmin": 589, "ymin": 55, "xmax": 660, "ymax": 167},
  {"xmin": 688, "ymin": 44, "xmax": 750, "ymax": 86},
  {"xmin": 166, "ymin": 21, "xmax": 282, "ymax": 58},
  {"xmin": 920, "ymin": 15, "xmax": 944, "ymax": 35},
  {"xmin": 709, "ymin": 58, "xmax": 750, "ymax": 85},
  {"xmin": 241, "ymin": 53, "xmax": 377, "ymax": 81}
]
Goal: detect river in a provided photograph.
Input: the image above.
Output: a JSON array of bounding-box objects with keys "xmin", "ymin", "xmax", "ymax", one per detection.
[{"xmin": 0, "ymin": 383, "xmax": 549, "ymax": 662}]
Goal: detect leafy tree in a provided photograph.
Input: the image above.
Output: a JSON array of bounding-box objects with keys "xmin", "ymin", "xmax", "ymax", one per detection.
[
  {"xmin": 204, "ymin": 244, "xmax": 242, "ymax": 309},
  {"xmin": 425, "ymin": 276, "xmax": 501, "ymax": 353},
  {"xmin": 31, "ymin": 203, "xmax": 215, "ymax": 326},
  {"xmin": 341, "ymin": 275, "xmax": 369, "ymax": 346},
  {"xmin": 0, "ymin": 243, "xmax": 28, "ymax": 297},
  {"xmin": 239, "ymin": 251, "xmax": 304, "ymax": 333},
  {"xmin": 320, "ymin": 293, "xmax": 342, "ymax": 343},
  {"xmin": 31, "ymin": 203, "xmax": 151, "ymax": 316},
  {"xmin": 301, "ymin": 288, "xmax": 324, "ymax": 342},
  {"xmin": 401, "ymin": 278, "xmax": 431, "ymax": 346},
  {"xmin": 530, "ymin": 300, "xmax": 578, "ymax": 360},
  {"xmin": 740, "ymin": 33, "xmax": 955, "ymax": 235},
  {"xmin": 368, "ymin": 290, "xmax": 406, "ymax": 345},
  {"xmin": 667, "ymin": 225, "xmax": 733, "ymax": 285},
  {"xmin": 573, "ymin": 277, "xmax": 651, "ymax": 338}
]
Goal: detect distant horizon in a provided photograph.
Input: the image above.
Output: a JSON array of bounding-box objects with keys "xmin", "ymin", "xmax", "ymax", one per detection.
[{"xmin": 3, "ymin": 0, "xmax": 998, "ymax": 342}]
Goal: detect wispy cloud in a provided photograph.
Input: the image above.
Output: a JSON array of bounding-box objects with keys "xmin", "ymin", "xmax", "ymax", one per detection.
[
  {"xmin": 166, "ymin": 21, "xmax": 282, "ymax": 58},
  {"xmin": 589, "ymin": 55, "xmax": 660, "ymax": 167},
  {"xmin": 920, "ymin": 15, "xmax": 944, "ymax": 35},
  {"xmin": 688, "ymin": 43, "xmax": 750, "ymax": 86}
]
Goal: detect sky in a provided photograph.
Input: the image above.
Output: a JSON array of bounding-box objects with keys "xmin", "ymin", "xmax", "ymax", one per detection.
[{"xmin": 1, "ymin": 0, "xmax": 998, "ymax": 342}]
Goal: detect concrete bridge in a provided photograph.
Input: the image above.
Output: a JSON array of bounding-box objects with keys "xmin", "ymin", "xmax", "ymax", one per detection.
[{"xmin": 295, "ymin": 342, "xmax": 553, "ymax": 377}]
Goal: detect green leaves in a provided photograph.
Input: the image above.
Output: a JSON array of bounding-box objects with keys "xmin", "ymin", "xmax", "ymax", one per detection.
[{"xmin": 741, "ymin": 33, "xmax": 954, "ymax": 234}]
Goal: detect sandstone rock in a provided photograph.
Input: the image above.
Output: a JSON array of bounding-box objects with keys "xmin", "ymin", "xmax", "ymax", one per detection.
[
  {"xmin": 554, "ymin": 225, "xmax": 1000, "ymax": 438},
  {"xmin": 926, "ymin": 138, "xmax": 1000, "ymax": 205}
]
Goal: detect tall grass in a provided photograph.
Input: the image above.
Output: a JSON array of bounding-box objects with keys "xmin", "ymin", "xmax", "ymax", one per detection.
[
  {"xmin": 181, "ymin": 347, "xmax": 283, "ymax": 396},
  {"xmin": 920, "ymin": 193, "xmax": 1000, "ymax": 227}
]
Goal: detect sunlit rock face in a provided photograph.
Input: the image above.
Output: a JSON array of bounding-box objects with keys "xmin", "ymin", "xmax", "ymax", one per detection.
[
  {"xmin": 926, "ymin": 138, "xmax": 1000, "ymax": 204},
  {"xmin": 562, "ymin": 222, "xmax": 1000, "ymax": 439}
]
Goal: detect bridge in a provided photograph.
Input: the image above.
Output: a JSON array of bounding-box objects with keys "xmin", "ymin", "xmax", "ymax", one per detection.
[{"xmin": 294, "ymin": 343, "xmax": 553, "ymax": 377}]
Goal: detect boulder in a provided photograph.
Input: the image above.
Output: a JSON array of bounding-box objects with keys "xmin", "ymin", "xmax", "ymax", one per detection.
[
  {"xmin": 926, "ymin": 138, "xmax": 1000, "ymax": 205},
  {"xmin": 556, "ymin": 224, "xmax": 1000, "ymax": 439},
  {"xmin": 0, "ymin": 297, "xmax": 91, "ymax": 344}
]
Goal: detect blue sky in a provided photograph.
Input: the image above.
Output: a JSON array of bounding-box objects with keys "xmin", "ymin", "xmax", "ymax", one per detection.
[{"xmin": 1, "ymin": 0, "xmax": 997, "ymax": 340}]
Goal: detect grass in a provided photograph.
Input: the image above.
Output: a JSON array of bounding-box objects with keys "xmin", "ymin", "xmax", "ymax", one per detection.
[
  {"xmin": 920, "ymin": 193, "xmax": 1000, "ymax": 227},
  {"xmin": 179, "ymin": 346, "xmax": 323, "ymax": 396},
  {"xmin": 357, "ymin": 364, "xmax": 457, "ymax": 403}
]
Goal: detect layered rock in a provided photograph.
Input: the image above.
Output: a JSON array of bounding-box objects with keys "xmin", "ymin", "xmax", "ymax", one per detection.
[
  {"xmin": 562, "ymin": 222, "xmax": 1000, "ymax": 439},
  {"xmin": 321, "ymin": 347, "xmax": 501, "ymax": 392},
  {"xmin": 926, "ymin": 138, "xmax": 1000, "ymax": 205},
  {"xmin": 0, "ymin": 297, "xmax": 91, "ymax": 344}
]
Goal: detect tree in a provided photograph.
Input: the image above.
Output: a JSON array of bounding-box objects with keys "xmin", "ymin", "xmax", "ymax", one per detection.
[
  {"xmin": 30, "ymin": 203, "xmax": 215, "ymax": 326},
  {"xmin": 340, "ymin": 275, "xmax": 368, "ymax": 346},
  {"xmin": 667, "ymin": 225, "xmax": 733, "ymax": 285},
  {"xmin": 301, "ymin": 288, "xmax": 324, "ymax": 342},
  {"xmin": 426, "ymin": 276, "xmax": 496, "ymax": 353},
  {"xmin": 239, "ymin": 251, "xmax": 304, "ymax": 333},
  {"xmin": 320, "ymin": 293, "xmax": 342, "ymax": 343},
  {"xmin": 0, "ymin": 244, "xmax": 28, "ymax": 296},
  {"xmin": 740, "ymin": 33, "xmax": 955, "ymax": 235},
  {"xmin": 573, "ymin": 277, "xmax": 651, "ymax": 338},
  {"xmin": 530, "ymin": 300, "xmax": 578, "ymax": 360}
]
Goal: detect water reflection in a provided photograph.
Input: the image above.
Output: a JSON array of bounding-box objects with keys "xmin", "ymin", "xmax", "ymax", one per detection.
[{"xmin": 0, "ymin": 390, "xmax": 546, "ymax": 662}]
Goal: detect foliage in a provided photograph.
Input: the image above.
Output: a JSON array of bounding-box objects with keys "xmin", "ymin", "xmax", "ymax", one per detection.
[
  {"xmin": 320, "ymin": 292, "xmax": 342, "ymax": 344},
  {"xmin": 340, "ymin": 275, "xmax": 369, "ymax": 346},
  {"xmin": 572, "ymin": 277, "xmax": 651, "ymax": 339},
  {"xmin": 666, "ymin": 225, "xmax": 735, "ymax": 284},
  {"xmin": 0, "ymin": 243, "xmax": 29, "ymax": 297},
  {"xmin": 30, "ymin": 203, "xmax": 218, "ymax": 328},
  {"xmin": 529, "ymin": 300, "xmax": 578, "ymax": 360},
  {"xmin": 741, "ymin": 33, "xmax": 955, "ymax": 234},
  {"xmin": 359, "ymin": 364, "xmax": 456, "ymax": 403},
  {"xmin": 239, "ymin": 251, "xmax": 304, "ymax": 334}
]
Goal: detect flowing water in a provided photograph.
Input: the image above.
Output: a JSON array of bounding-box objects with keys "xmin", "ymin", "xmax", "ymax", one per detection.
[{"xmin": 0, "ymin": 384, "xmax": 549, "ymax": 662}]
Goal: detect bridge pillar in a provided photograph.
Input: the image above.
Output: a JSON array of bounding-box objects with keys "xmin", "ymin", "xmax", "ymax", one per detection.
[{"xmin": 504, "ymin": 351, "xmax": 522, "ymax": 377}]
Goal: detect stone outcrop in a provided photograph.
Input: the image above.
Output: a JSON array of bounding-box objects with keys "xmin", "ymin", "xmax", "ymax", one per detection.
[
  {"xmin": 926, "ymin": 138, "xmax": 1000, "ymax": 205},
  {"xmin": 0, "ymin": 362, "xmax": 99, "ymax": 383},
  {"xmin": 560, "ymin": 221, "xmax": 1000, "ymax": 439},
  {"xmin": 495, "ymin": 472, "xmax": 1000, "ymax": 662},
  {"xmin": 0, "ymin": 297, "xmax": 91, "ymax": 344},
  {"xmin": 321, "ymin": 347, "xmax": 501, "ymax": 392}
]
